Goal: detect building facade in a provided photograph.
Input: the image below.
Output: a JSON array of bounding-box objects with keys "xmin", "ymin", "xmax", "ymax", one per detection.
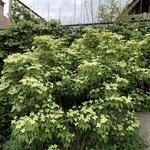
[{"xmin": 0, "ymin": 0, "xmax": 9, "ymax": 29}]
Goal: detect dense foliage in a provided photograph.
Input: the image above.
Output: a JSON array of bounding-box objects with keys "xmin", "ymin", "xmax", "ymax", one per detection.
[
  {"xmin": 0, "ymin": 20, "xmax": 64, "ymax": 70},
  {"xmin": 0, "ymin": 28, "xmax": 149, "ymax": 149},
  {"xmin": 0, "ymin": 20, "xmax": 63, "ymax": 53},
  {"xmin": 0, "ymin": 16, "xmax": 150, "ymax": 149},
  {"xmin": 0, "ymin": 0, "xmax": 148, "ymax": 148},
  {"xmin": 0, "ymin": 21, "xmax": 83, "ymax": 147}
]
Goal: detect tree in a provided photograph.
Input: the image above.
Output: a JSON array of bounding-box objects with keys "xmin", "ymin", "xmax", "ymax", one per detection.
[
  {"xmin": 98, "ymin": 0, "xmax": 124, "ymax": 22},
  {"xmin": 1, "ymin": 29, "xmax": 149, "ymax": 150}
]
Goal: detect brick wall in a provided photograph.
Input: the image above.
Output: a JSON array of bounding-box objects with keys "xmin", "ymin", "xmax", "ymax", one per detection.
[{"xmin": 0, "ymin": 0, "xmax": 9, "ymax": 29}]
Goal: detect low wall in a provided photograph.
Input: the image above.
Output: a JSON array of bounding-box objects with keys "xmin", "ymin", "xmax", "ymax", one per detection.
[{"xmin": 136, "ymin": 113, "xmax": 150, "ymax": 149}]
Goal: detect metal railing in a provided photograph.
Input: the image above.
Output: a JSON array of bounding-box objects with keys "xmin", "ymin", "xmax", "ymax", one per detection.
[{"xmin": 62, "ymin": 19, "xmax": 150, "ymax": 27}]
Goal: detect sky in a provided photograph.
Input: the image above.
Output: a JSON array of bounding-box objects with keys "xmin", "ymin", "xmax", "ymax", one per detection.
[
  {"xmin": 3, "ymin": 0, "xmax": 130, "ymax": 25},
  {"xmin": 19, "ymin": 0, "xmax": 101, "ymax": 24}
]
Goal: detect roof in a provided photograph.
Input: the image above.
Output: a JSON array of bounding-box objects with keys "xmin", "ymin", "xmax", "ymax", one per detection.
[
  {"xmin": 118, "ymin": 0, "xmax": 150, "ymax": 20},
  {"xmin": 120, "ymin": 0, "xmax": 140, "ymax": 14},
  {"xmin": 125, "ymin": 0, "xmax": 150, "ymax": 14},
  {"xmin": 127, "ymin": 0, "xmax": 141, "ymax": 12},
  {"xmin": 128, "ymin": 0, "xmax": 139, "ymax": 7},
  {"xmin": 0, "ymin": 0, "xmax": 5, "ymax": 5}
]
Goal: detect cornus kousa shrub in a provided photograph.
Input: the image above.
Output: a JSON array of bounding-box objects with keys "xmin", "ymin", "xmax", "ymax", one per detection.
[{"xmin": 1, "ymin": 29, "xmax": 149, "ymax": 150}]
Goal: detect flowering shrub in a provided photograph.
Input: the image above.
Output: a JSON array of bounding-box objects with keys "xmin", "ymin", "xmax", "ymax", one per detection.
[{"xmin": 1, "ymin": 29, "xmax": 149, "ymax": 149}]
